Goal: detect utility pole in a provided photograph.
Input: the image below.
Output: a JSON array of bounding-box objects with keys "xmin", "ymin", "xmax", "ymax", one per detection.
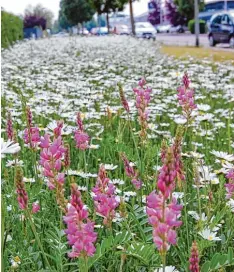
[
  {"xmin": 160, "ymin": 0, "xmax": 163, "ymax": 24},
  {"xmin": 194, "ymin": 0, "xmax": 200, "ymax": 47},
  {"xmin": 129, "ymin": 0, "xmax": 135, "ymax": 36},
  {"xmin": 224, "ymin": 0, "xmax": 228, "ymax": 10}
]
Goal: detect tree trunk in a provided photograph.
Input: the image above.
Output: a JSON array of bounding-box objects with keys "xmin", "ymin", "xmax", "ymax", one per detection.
[
  {"xmin": 129, "ymin": 0, "xmax": 135, "ymax": 36},
  {"xmin": 106, "ymin": 13, "xmax": 110, "ymax": 34},
  {"xmin": 194, "ymin": 0, "xmax": 200, "ymax": 47}
]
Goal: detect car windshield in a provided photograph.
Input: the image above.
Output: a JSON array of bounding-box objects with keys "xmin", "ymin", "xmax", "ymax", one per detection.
[{"xmin": 136, "ymin": 23, "xmax": 152, "ymax": 28}]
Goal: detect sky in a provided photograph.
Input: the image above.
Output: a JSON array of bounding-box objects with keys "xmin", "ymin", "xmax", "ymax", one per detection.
[{"xmin": 1, "ymin": 0, "xmax": 150, "ymax": 20}]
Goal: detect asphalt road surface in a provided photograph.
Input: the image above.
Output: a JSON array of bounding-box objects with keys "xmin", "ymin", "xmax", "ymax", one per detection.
[{"xmin": 156, "ymin": 33, "xmax": 232, "ymax": 50}]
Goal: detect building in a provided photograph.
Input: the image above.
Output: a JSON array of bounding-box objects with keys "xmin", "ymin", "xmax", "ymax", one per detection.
[{"xmin": 199, "ymin": 0, "xmax": 234, "ymax": 21}]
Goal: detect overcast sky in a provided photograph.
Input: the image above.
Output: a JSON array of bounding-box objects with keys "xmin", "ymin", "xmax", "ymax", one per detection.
[{"xmin": 1, "ymin": 0, "xmax": 150, "ymax": 20}]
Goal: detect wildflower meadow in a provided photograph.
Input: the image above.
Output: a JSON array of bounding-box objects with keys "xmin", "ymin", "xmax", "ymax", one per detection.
[{"xmin": 1, "ymin": 36, "xmax": 234, "ymax": 272}]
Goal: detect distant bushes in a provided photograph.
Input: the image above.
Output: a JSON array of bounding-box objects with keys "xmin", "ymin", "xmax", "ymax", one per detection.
[
  {"xmin": 1, "ymin": 10, "xmax": 23, "ymax": 48},
  {"xmin": 188, "ymin": 19, "xmax": 206, "ymax": 34}
]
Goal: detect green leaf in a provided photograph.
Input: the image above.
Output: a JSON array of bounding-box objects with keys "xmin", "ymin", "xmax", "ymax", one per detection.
[
  {"xmin": 201, "ymin": 261, "xmax": 210, "ymax": 272},
  {"xmin": 210, "ymin": 253, "xmax": 220, "ymax": 270},
  {"xmin": 125, "ymin": 242, "xmax": 159, "ymax": 266},
  {"xmin": 228, "ymin": 247, "xmax": 234, "ymax": 263},
  {"xmin": 219, "ymin": 254, "xmax": 228, "ymax": 266}
]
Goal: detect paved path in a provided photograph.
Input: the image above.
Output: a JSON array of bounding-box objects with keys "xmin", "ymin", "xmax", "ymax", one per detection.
[{"xmin": 156, "ymin": 33, "xmax": 233, "ymax": 50}]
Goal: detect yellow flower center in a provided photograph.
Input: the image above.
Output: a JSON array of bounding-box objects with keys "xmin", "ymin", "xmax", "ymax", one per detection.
[
  {"xmin": 208, "ymin": 235, "xmax": 213, "ymax": 241},
  {"xmin": 14, "ymin": 256, "xmax": 21, "ymax": 263}
]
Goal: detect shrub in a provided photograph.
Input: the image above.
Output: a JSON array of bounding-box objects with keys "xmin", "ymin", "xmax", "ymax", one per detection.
[
  {"xmin": 188, "ymin": 19, "xmax": 206, "ymax": 34},
  {"xmin": 1, "ymin": 10, "xmax": 23, "ymax": 48},
  {"xmin": 24, "ymin": 15, "xmax": 46, "ymax": 30}
]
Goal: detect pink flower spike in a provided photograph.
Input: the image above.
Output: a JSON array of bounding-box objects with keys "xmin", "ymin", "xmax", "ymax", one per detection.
[
  {"xmin": 64, "ymin": 184, "xmax": 97, "ymax": 258},
  {"xmin": 32, "ymin": 202, "xmax": 40, "ymax": 213},
  {"xmin": 177, "ymin": 72, "xmax": 197, "ymax": 122}
]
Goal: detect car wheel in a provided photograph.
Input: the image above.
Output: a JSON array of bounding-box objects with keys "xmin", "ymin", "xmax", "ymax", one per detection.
[
  {"xmin": 229, "ymin": 36, "xmax": 234, "ymax": 48},
  {"xmin": 209, "ymin": 35, "xmax": 216, "ymax": 47}
]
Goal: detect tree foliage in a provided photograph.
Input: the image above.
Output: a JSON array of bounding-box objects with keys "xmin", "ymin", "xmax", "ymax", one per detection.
[
  {"xmin": 147, "ymin": 0, "xmax": 160, "ymax": 26},
  {"xmin": 62, "ymin": 0, "xmax": 95, "ymax": 25},
  {"xmin": 1, "ymin": 10, "xmax": 23, "ymax": 48},
  {"xmin": 165, "ymin": 0, "xmax": 186, "ymax": 26},
  {"xmin": 173, "ymin": 0, "xmax": 204, "ymax": 24},
  {"xmin": 23, "ymin": 15, "xmax": 46, "ymax": 30},
  {"xmin": 24, "ymin": 4, "xmax": 54, "ymax": 29},
  {"xmin": 91, "ymin": 0, "xmax": 127, "ymax": 15},
  {"xmin": 58, "ymin": 1, "xmax": 73, "ymax": 30}
]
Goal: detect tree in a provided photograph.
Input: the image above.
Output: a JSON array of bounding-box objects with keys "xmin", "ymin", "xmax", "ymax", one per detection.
[
  {"xmin": 165, "ymin": 0, "xmax": 186, "ymax": 26},
  {"xmin": 24, "ymin": 15, "xmax": 46, "ymax": 30},
  {"xmin": 58, "ymin": 1, "xmax": 72, "ymax": 30},
  {"xmin": 91, "ymin": 0, "xmax": 128, "ymax": 33},
  {"xmin": 62, "ymin": 0, "xmax": 95, "ymax": 27},
  {"xmin": 24, "ymin": 4, "xmax": 54, "ymax": 29},
  {"xmin": 148, "ymin": 0, "xmax": 160, "ymax": 26},
  {"xmin": 173, "ymin": 0, "xmax": 204, "ymax": 25}
]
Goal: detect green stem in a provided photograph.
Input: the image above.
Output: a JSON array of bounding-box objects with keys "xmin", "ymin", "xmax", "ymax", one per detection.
[
  {"xmin": 128, "ymin": 115, "xmax": 141, "ymax": 165},
  {"xmin": 26, "ymin": 210, "xmax": 52, "ymax": 271},
  {"xmin": 162, "ymin": 252, "xmax": 166, "ymax": 272},
  {"xmin": 183, "ymin": 182, "xmax": 190, "ymax": 252},
  {"xmin": 32, "ymin": 150, "xmax": 39, "ymax": 183}
]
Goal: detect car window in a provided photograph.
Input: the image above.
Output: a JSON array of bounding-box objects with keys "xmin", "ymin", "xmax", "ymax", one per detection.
[
  {"xmin": 136, "ymin": 24, "xmax": 146, "ymax": 28},
  {"xmin": 212, "ymin": 15, "xmax": 221, "ymax": 24},
  {"xmin": 221, "ymin": 14, "xmax": 232, "ymax": 25}
]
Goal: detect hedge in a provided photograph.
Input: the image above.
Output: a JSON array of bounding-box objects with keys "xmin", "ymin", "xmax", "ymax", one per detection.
[
  {"xmin": 188, "ymin": 19, "xmax": 206, "ymax": 34},
  {"xmin": 1, "ymin": 10, "xmax": 23, "ymax": 48}
]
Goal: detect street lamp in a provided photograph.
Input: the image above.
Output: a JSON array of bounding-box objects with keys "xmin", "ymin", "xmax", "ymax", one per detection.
[
  {"xmin": 194, "ymin": 0, "xmax": 200, "ymax": 47},
  {"xmin": 129, "ymin": 0, "xmax": 135, "ymax": 36}
]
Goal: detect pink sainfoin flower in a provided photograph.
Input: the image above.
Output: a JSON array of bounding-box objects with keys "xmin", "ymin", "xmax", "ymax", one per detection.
[
  {"xmin": 7, "ymin": 111, "xmax": 14, "ymax": 141},
  {"xmin": 64, "ymin": 184, "xmax": 97, "ymax": 258},
  {"xmin": 172, "ymin": 127, "xmax": 185, "ymax": 185},
  {"xmin": 118, "ymin": 83, "xmax": 130, "ymax": 113},
  {"xmin": 92, "ymin": 165, "xmax": 119, "ymax": 227},
  {"xmin": 40, "ymin": 133, "xmax": 67, "ymax": 211},
  {"xmin": 147, "ymin": 192, "xmax": 182, "ymax": 253},
  {"xmin": 15, "ymin": 167, "xmax": 28, "ymax": 210},
  {"xmin": 32, "ymin": 202, "xmax": 40, "ymax": 213},
  {"xmin": 40, "ymin": 133, "xmax": 66, "ymax": 189},
  {"xmin": 74, "ymin": 112, "xmax": 89, "ymax": 150},
  {"xmin": 133, "ymin": 78, "xmax": 152, "ymax": 140},
  {"xmin": 157, "ymin": 147, "xmax": 177, "ymax": 199},
  {"xmin": 189, "ymin": 241, "xmax": 200, "ymax": 272},
  {"xmin": 26, "ymin": 106, "xmax": 33, "ymax": 127},
  {"xmin": 24, "ymin": 127, "xmax": 40, "ymax": 148},
  {"xmin": 146, "ymin": 146, "xmax": 183, "ymax": 255},
  {"xmin": 177, "ymin": 72, "xmax": 197, "ymax": 121},
  {"xmin": 121, "ymin": 153, "xmax": 142, "ymax": 190},
  {"xmin": 24, "ymin": 106, "xmax": 40, "ymax": 148},
  {"xmin": 53, "ymin": 120, "xmax": 64, "ymax": 138},
  {"xmin": 225, "ymin": 169, "xmax": 234, "ymax": 199}
]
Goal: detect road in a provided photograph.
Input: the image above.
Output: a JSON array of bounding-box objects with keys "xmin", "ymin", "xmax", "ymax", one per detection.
[{"xmin": 156, "ymin": 33, "xmax": 232, "ymax": 50}]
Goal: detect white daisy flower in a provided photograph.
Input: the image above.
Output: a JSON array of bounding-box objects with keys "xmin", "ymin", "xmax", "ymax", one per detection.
[
  {"xmin": 6, "ymin": 159, "xmax": 24, "ymax": 167},
  {"xmin": 210, "ymin": 150, "xmax": 234, "ymax": 162},
  {"xmin": 227, "ymin": 198, "xmax": 234, "ymax": 212},
  {"xmin": 198, "ymin": 228, "xmax": 221, "ymax": 241},
  {"xmin": 154, "ymin": 266, "xmax": 179, "ymax": 272},
  {"xmin": 1, "ymin": 138, "xmax": 21, "ymax": 157},
  {"xmin": 103, "ymin": 164, "xmax": 118, "ymax": 170}
]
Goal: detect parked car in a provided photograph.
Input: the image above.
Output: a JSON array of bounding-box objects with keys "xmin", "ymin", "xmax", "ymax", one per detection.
[
  {"xmin": 53, "ymin": 31, "xmax": 69, "ymax": 37},
  {"xmin": 169, "ymin": 25, "xmax": 185, "ymax": 33},
  {"xmin": 96, "ymin": 27, "xmax": 108, "ymax": 35},
  {"xmin": 90, "ymin": 27, "xmax": 108, "ymax": 35},
  {"xmin": 156, "ymin": 24, "xmax": 172, "ymax": 33},
  {"xmin": 135, "ymin": 22, "xmax": 156, "ymax": 39},
  {"xmin": 208, "ymin": 11, "xmax": 234, "ymax": 47},
  {"xmin": 113, "ymin": 24, "xmax": 130, "ymax": 35},
  {"xmin": 78, "ymin": 28, "xmax": 89, "ymax": 35}
]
